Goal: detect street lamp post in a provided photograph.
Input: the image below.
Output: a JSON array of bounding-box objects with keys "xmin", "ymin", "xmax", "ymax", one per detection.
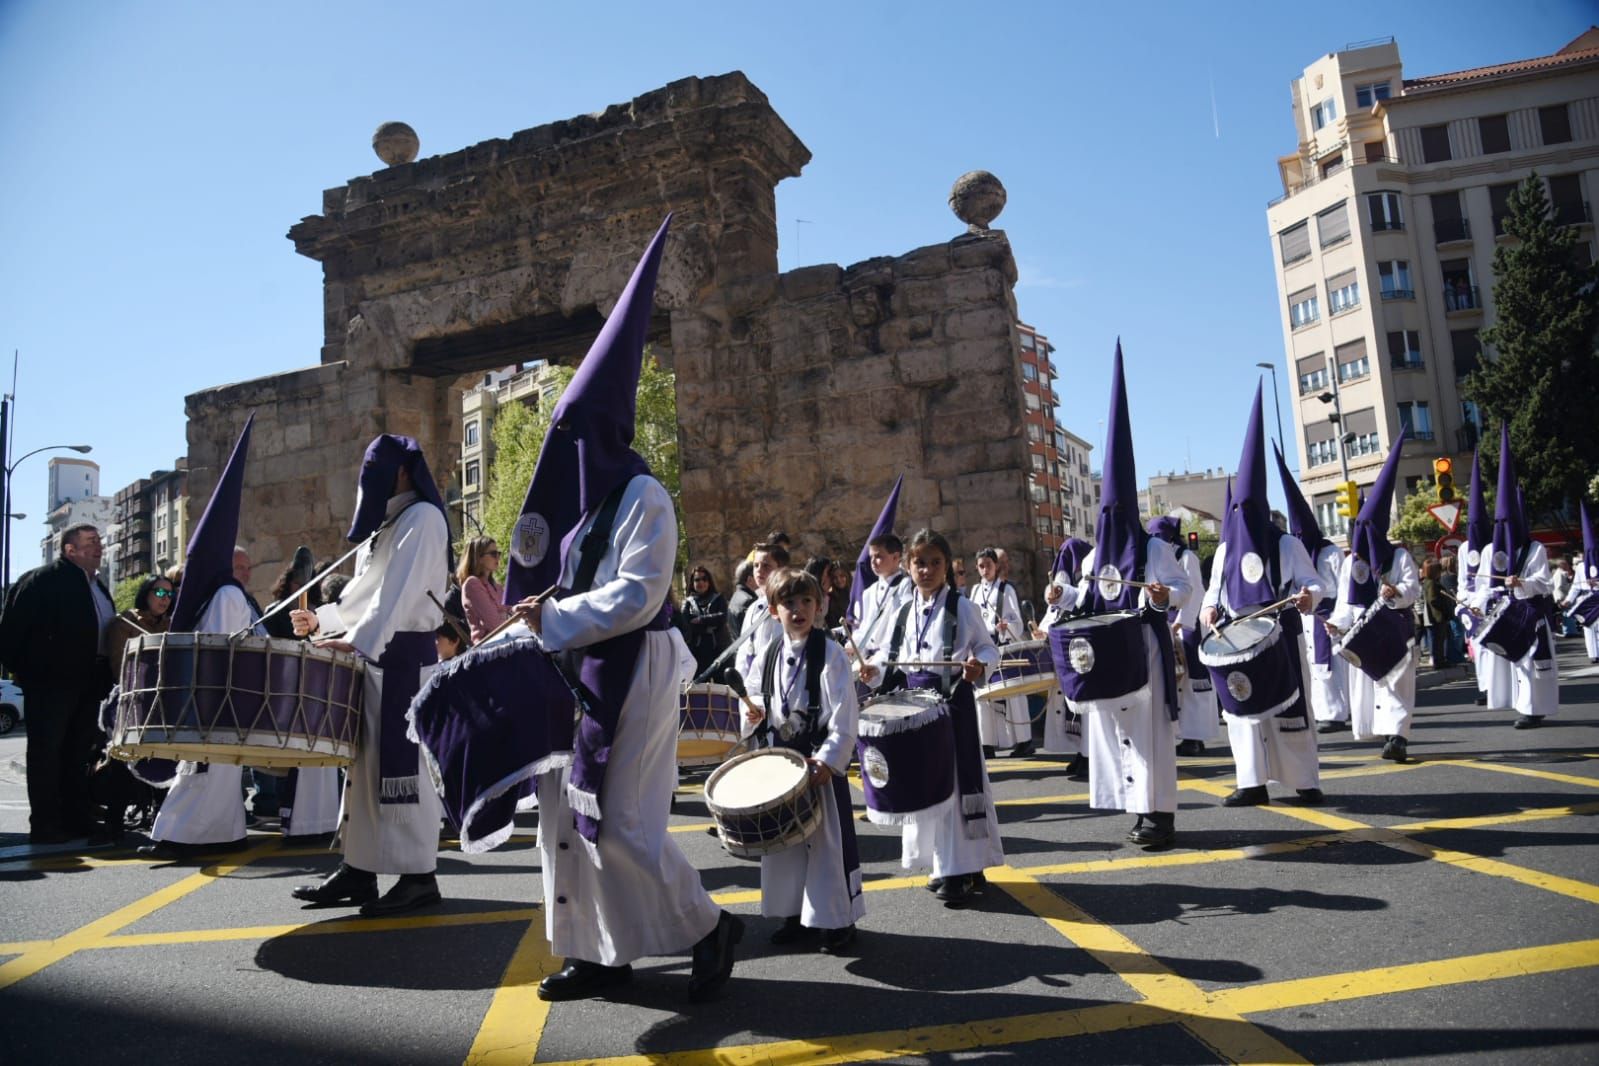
[
  {"xmin": 1255, "ymin": 361, "xmax": 1286, "ymax": 459},
  {"xmin": 2, "ymin": 442, "xmax": 94, "ymax": 590}
]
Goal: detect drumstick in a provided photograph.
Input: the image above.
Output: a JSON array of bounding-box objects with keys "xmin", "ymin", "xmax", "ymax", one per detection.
[
  {"xmin": 1218, "ymin": 594, "xmax": 1298, "ymax": 630},
  {"xmin": 887, "ymin": 659, "xmax": 1034, "ymax": 668},
  {"xmin": 427, "ymin": 590, "xmax": 472, "ymax": 646},
  {"xmin": 1437, "ymin": 588, "xmax": 1485, "ymax": 619},
  {"xmin": 481, "ymin": 584, "xmax": 560, "ymax": 644}
]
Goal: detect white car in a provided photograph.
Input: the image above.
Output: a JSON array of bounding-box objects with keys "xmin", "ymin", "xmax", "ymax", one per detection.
[{"xmin": 0, "ymin": 680, "xmax": 23, "ymax": 735}]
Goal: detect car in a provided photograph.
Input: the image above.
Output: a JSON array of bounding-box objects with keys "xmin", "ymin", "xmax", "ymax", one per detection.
[{"xmin": 0, "ymin": 679, "xmax": 23, "ymax": 735}]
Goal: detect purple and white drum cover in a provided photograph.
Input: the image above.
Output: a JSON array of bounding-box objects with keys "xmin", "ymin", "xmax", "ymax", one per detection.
[
  {"xmin": 1568, "ymin": 590, "xmax": 1599, "ymax": 629},
  {"xmin": 677, "ymin": 682, "xmax": 743, "ymax": 768},
  {"xmin": 1048, "ymin": 611, "xmax": 1147, "ymax": 704},
  {"xmin": 1198, "ymin": 616, "xmax": 1300, "ymax": 717},
  {"xmin": 855, "ymin": 689, "xmax": 955, "ymax": 825},
  {"xmin": 1478, "ymin": 596, "xmax": 1542, "ymax": 662},
  {"xmin": 703, "ymin": 747, "xmax": 823, "ymax": 858},
  {"xmin": 1455, "ymin": 600, "xmax": 1484, "ymax": 641},
  {"xmin": 1332, "ymin": 602, "xmax": 1414, "ymax": 683},
  {"xmin": 975, "ymin": 638, "xmax": 1058, "ymax": 702},
  {"xmin": 110, "ymin": 632, "xmax": 363, "ymax": 768}
]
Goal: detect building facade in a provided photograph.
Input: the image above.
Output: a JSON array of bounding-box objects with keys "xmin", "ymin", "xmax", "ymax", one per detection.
[
  {"xmin": 1141, "ymin": 468, "xmax": 1232, "ymax": 527},
  {"xmin": 1017, "ymin": 323, "xmax": 1071, "ymax": 556},
  {"xmin": 1266, "ymin": 30, "xmax": 1598, "ymax": 538},
  {"xmin": 1056, "ymin": 426, "xmax": 1097, "ymax": 542},
  {"xmin": 110, "ymin": 461, "xmax": 188, "ymax": 583},
  {"xmin": 40, "ymin": 496, "xmax": 115, "ymax": 584},
  {"xmin": 457, "ymin": 362, "xmax": 566, "ymax": 534}
]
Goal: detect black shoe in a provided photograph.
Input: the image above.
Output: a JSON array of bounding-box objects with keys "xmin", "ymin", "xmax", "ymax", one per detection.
[
  {"xmin": 819, "ymin": 925, "xmax": 856, "ymax": 954},
  {"xmin": 1222, "ymin": 786, "xmax": 1270, "ymax": 807},
  {"xmin": 1010, "ymin": 740, "xmax": 1036, "ymax": 759},
  {"xmin": 982, "ymin": 746, "xmax": 997, "ymax": 760},
  {"xmin": 28, "ymin": 829, "xmax": 75, "ymax": 846},
  {"xmin": 688, "ymin": 911, "xmax": 743, "ymax": 1002},
  {"xmin": 291, "ymin": 863, "xmax": 378, "ymax": 906},
  {"xmin": 1474, "ymin": 693, "xmax": 1488, "ymax": 706},
  {"xmin": 1317, "ymin": 721, "xmax": 1348, "ymax": 734},
  {"xmin": 1513, "ymin": 715, "xmax": 1544, "ymax": 730},
  {"xmin": 1174, "ymin": 739, "xmax": 1206, "ymax": 756},
  {"xmin": 1065, "ymin": 754, "xmax": 1089, "ymax": 781},
  {"xmin": 136, "ymin": 841, "xmax": 182, "ymax": 860},
  {"xmin": 925, "ymin": 876, "xmax": 945, "ymax": 894},
  {"xmin": 1128, "ymin": 812, "xmax": 1175, "ymax": 849},
  {"xmin": 936, "ymin": 873, "xmax": 980, "ymax": 908},
  {"xmin": 359, "ymin": 873, "xmax": 442, "ymax": 918},
  {"xmin": 1125, "ymin": 815, "xmax": 1147, "ymax": 841},
  {"xmin": 769, "ymin": 916, "xmax": 806, "ymax": 946},
  {"xmin": 1380, "ymin": 736, "xmax": 1408, "ymax": 762},
  {"xmin": 537, "ymin": 959, "xmax": 632, "ymax": 1002},
  {"xmin": 1294, "ymin": 788, "xmax": 1325, "ymax": 806}
]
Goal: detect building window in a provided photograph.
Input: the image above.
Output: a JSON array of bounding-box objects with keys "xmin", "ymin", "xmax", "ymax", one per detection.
[
  {"xmin": 1311, "ymin": 98, "xmax": 1337, "ymax": 130},
  {"xmin": 1430, "ymin": 191, "xmax": 1468, "ymax": 243},
  {"xmin": 1335, "ymin": 339, "xmax": 1370, "ymax": 382},
  {"xmin": 1035, "ymin": 516, "xmax": 1052, "ymax": 535},
  {"xmin": 1548, "ymin": 174, "xmax": 1588, "ymax": 227},
  {"xmin": 464, "ymin": 460, "xmax": 481, "ymax": 487},
  {"xmin": 1478, "ymin": 114, "xmax": 1511, "ymax": 155},
  {"xmin": 1387, "ymin": 330, "xmax": 1423, "ymax": 370},
  {"xmin": 1320, "ymin": 153, "xmax": 1345, "ymax": 179},
  {"xmin": 1297, "ymin": 354, "xmax": 1329, "ymax": 394},
  {"xmin": 1029, "ymin": 483, "xmax": 1048, "ymax": 504},
  {"xmin": 1346, "ymin": 430, "xmax": 1381, "ymax": 458},
  {"xmin": 1053, "ymin": 430, "xmax": 1067, "ymax": 451},
  {"xmin": 1021, "ymin": 362, "xmax": 1037, "ymax": 381},
  {"xmin": 1288, "ymin": 287, "xmax": 1320, "ymax": 329},
  {"xmin": 1315, "ymin": 498, "xmax": 1350, "ymax": 537},
  {"xmin": 1019, "ymin": 332, "xmax": 1036, "ymax": 350},
  {"xmin": 1317, "ymin": 202, "xmax": 1351, "ymax": 247},
  {"xmin": 1027, "ymin": 424, "xmax": 1043, "ymax": 443},
  {"xmin": 1279, "ymin": 221, "xmax": 1311, "ymax": 265},
  {"xmin": 1031, "ymin": 453, "xmax": 1045, "ymax": 472},
  {"xmin": 1539, "ymin": 104, "xmax": 1572, "ymax": 146},
  {"xmin": 465, "ymin": 420, "xmax": 479, "ymax": 447},
  {"xmin": 1451, "ymin": 329, "xmax": 1481, "ymax": 379},
  {"xmin": 1420, "ymin": 124, "xmax": 1452, "ymax": 163},
  {"xmin": 1327, "ymin": 272, "xmax": 1361, "ymax": 315},
  {"xmin": 1354, "ymin": 82, "xmax": 1391, "ymax": 108},
  {"xmin": 1307, "ymin": 437, "xmax": 1338, "ymax": 468},
  {"xmin": 1368, "ymin": 192, "xmax": 1403, "ymax": 232},
  {"xmin": 1025, "ymin": 391, "xmax": 1040, "ymax": 410},
  {"xmin": 1489, "ymin": 182, "xmax": 1517, "ymax": 236},
  {"xmin": 1397, "ymin": 401, "xmax": 1434, "ymax": 441},
  {"xmin": 1441, "ymin": 258, "xmax": 1478, "ymax": 311},
  {"xmin": 1377, "ymin": 260, "xmax": 1412, "ymax": 299}
]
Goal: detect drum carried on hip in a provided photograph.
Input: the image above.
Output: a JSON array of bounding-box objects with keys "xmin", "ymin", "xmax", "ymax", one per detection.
[
  {"xmin": 1477, "ymin": 596, "xmax": 1542, "ymax": 662},
  {"xmin": 855, "ymin": 689, "xmax": 955, "ymax": 825},
  {"xmin": 1332, "ymin": 602, "xmax": 1414, "ymax": 683},
  {"xmin": 703, "ymin": 747, "xmax": 823, "ymax": 859},
  {"xmin": 975, "ymin": 639, "xmax": 1057, "ymax": 702},
  {"xmin": 108, "ymin": 632, "xmax": 363, "ymax": 769},
  {"xmin": 678, "ymin": 682, "xmax": 743, "ymax": 768},
  {"xmin": 1198, "ymin": 616, "xmax": 1300, "ymax": 717},
  {"xmin": 1569, "ymin": 590, "xmax": 1599, "ymax": 630},
  {"xmin": 1047, "ymin": 610, "xmax": 1147, "ymax": 704}
]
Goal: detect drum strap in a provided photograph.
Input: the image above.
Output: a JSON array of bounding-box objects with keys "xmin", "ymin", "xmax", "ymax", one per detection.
[
  {"xmin": 757, "ymin": 628, "xmax": 830, "ymax": 754},
  {"xmin": 884, "ymin": 587, "xmax": 960, "ymax": 695}
]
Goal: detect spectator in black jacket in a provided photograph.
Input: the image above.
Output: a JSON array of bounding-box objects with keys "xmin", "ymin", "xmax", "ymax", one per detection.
[
  {"xmin": 678, "ymin": 566, "xmax": 731, "ymax": 676},
  {"xmin": 0, "ymin": 524, "xmax": 116, "ymax": 843},
  {"xmin": 726, "ymin": 559, "xmax": 758, "ymax": 636}
]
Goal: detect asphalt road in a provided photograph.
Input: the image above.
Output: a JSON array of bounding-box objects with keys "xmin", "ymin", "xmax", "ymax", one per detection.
[{"xmin": 2, "ymin": 642, "xmax": 1596, "ymax": 1065}]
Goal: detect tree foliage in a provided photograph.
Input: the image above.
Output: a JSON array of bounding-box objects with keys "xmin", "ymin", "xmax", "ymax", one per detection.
[
  {"xmin": 478, "ymin": 352, "xmax": 686, "ymax": 582},
  {"xmin": 113, "ymin": 573, "xmax": 147, "ymax": 613},
  {"xmin": 1391, "ymin": 483, "xmax": 1494, "ymax": 552},
  {"xmin": 1467, "ymin": 174, "xmax": 1599, "ymax": 524}
]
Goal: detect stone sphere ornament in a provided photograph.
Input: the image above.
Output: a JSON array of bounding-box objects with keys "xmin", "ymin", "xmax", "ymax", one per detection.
[
  {"xmin": 949, "ymin": 170, "xmax": 1006, "ymax": 234},
  {"xmin": 372, "ymin": 122, "xmax": 420, "ymax": 166}
]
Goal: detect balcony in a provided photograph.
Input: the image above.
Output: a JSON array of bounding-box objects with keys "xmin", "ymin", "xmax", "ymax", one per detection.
[
  {"xmin": 1390, "ymin": 354, "xmax": 1425, "ymax": 371},
  {"xmin": 1554, "ymin": 200, "xmax": 1593, "ymax": 228},
  {"xmin": 1380, "ymin": 286, "xmax": 1414, "ymax": 301},
  {"xmin": 1444, "ymin": 285, "xmax": 1481, "ymax": 314},
  {"xmin": 1266, "ymin": 154, "xmax": 1403, "ymax": 208},
  {"xmin": 1434, "ymin": 218, "xmax": 1471, "ymax": 244},
  {"xmin": 1371, "ymin": 217, "xmax": 1405, "ymax": 233}
]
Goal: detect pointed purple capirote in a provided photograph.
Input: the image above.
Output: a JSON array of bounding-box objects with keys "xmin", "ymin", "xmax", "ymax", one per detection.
[
  {"xmin": 1220, "ymin": 383, "xmax": 1284, "ymax": 611},
  {"xmin": 1086, "ymin": 340, "xmax": 1148, "ymax": 613},
  {"xmin": 170, "ymin": 413, "xmax": 254, "ymax": 633},
  {"xmin": 1273, "ymin": 442, "xmax": 1331, "ymax": 557},
  {"xmin": 1345, "ymin": 426, "xmax": 1408, "ymax": 605},
  {"xmin": 1491, "ymin": 423, "xmax": 1526, "ymax": 578},
  {"xmin": 1146, "ymin": 515, "xmax": 1181, "ymax": 546},
  {"xmin": 347, "ymin": 434, "xmax": 449, "ymax": 543},
  {"xmin": 1581, "ymin": 499, "xmax": 1598, "ymax": 584},
  {"xmin": 1464, "ymin": 447, "xmax": 1491, "ymax": 571},
  {"xmin": 849, "ymin": 474, "xmax": 903, "ymax": 626},
  {"xmin": 1052, "ymin": 536, "xmax": 1093, "ymax": 584},
  {"xmin": 505, "ymin": 216, "xmax": 668, "ymax": 604}
]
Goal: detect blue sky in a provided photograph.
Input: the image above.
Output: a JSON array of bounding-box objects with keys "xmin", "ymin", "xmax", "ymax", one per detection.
[{"xmin": 1, "ymin": 0, "xmax": 1589, "ymax": 572}]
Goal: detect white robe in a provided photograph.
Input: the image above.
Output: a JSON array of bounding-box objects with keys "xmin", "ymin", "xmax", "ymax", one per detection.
[
  {"xmin": 865, "ymin": 587, "xmax": 1004, "ymax": 878},
  {"xmin": 853, "ymin": 572, "xmax": 912, "ymax": 657},
  {"xmin": 535, "ymin": 475, "xmax": 720, "ymax": 966},
  {"xmin": 1472, "ymin": 541, "xmax": 1559, "ymax": 719},
  {"xmin": 315, "ymin": 491, "xmax": 449, "ymax": 875},
  {"xmin": 1563, "ymin": 566, "xmax": 1599, "ymax": 661},
  {"xmin": 1038, "ymin": 583, "xmax": 1081, "ymax": 754},
  {"xmin": 973, "ymin": 578, "xmax": 1031, "ymax": 748},
  {"xmin": 748, "ymin": 633, "xmax": 865, "ymax": 930},
  {"xmin": 1305, "ymin": 543, "xmax": 1351, "ymax": 725},
  {"xmin": 150, "ymin": 586, "xmax": 259, "ymax": 845},
  {"xmin": 1070, "ymin": 541, "xmax": 1188, "ymax": 813},
  {"xmin": 1329, "ymin": 550, "xmax": 1420, "ymax": 741},
  {"xmin": 1461, "ymin": 545, "xmax": 1514, "ymax": 707},
  {"xmin": 283, "ymin": 768, "xmax": 342, "ymax": 836},
  {"xmin": 1201, "ymin": 539, "xmax": 1322, "ymax": 791},
  {"xmin": 1171, "ymin": 548, "xmax": 1219, "ymax": 744}
]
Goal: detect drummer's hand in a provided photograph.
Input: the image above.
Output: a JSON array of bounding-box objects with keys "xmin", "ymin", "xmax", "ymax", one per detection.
[
  {"xmin": 744, "ymin": 704, "xmax": 765, "ymax": 725},
  {"xmin": 290, "ymin": 608, "xmax": 319, "ymax": 637},
  {"xmin": 1030, "ymin": 626, "xmax": 1045, "ymax": 640},
  {"xmin": 1380, "ymin": 582, "xmax": 1398, "ymax": 601},
  {"xmin": 1201, "ymin": 606, "xmax": 1220, "ymax": 630},
  {"xmin": 1505, "ymin": 575, "xmax": 1522, "ymax": 590},
  {"xmin": 316, "ymin": 638, "xmax": 356, "ymax": 655},
  {"xmin": 1147, "ymin": 582, "xmax": 1170, "ymax": 608},
  {"xmin": 1323, "ymin": 621, "xmax": 1341, "ymax": 638},
  {"xmin": 1292, "ymin": 588, "xmax": 1314, "ymax": 613},
  {"xmin": 858, "ymin": 662, "xmax": 878, "ymax": 684},
  {"xmin": 961, "ymin": 657, "xmax": 984, "ymax": 684},
  {"xmin": 511, "ymin": 596, "xmax": 544, "ymax": 633},
  {"xmin": 806, "ymin": 759, "xmax": 835, "ymax": 784}
]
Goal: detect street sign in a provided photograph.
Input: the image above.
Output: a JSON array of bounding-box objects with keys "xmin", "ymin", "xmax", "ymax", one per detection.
[
  {"xmin": 1426, "ymin": 502, "xmax": 1461, "ymax": 531},
  {"xmin": 1434, "ymin": 534, "xmax": 1463, "ymax": 558}
]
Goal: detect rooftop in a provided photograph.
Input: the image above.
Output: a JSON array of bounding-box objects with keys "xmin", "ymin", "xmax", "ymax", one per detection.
[{"xmin": 1399, "ymin": 27, "xmax": 1599, "ymax": 95}]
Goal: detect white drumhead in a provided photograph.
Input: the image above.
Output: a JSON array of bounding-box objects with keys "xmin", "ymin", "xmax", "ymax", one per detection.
[
  {"xmin": 1200, "ymin": 616, "xmax": 1278, "ymax": 663},
  {"xmin": 709, "ymin": 751, "xmax": 806, "ymax": 809},
  {"xmin": 862, "ymin": 691, "xmax": 943, "ymax": 720}
]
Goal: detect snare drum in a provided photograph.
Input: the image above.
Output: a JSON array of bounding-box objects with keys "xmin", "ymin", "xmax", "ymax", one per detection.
[
  {"xmin": 109, "ymin": 632, "xmax": 363, "ymax": 768},
  {"xmin": 1047, "ymin": 611, "xmax": 1148, "ymax": 704},
  {"xmin": 1332, "ymin": 603, "xmax": 1414, "ymax": 682},
  {"xmin": 678, "ymin": 683, "xmax": 742, "ymax": 767},
  {"xmin": 1570, "ymin": 590, "xmax": 1599, "ymax": 629},
  {"xmin": 975, "ymin": 639, "xmax": 1057, "ymax": 701},
  {"xmin": 1478, "ymin": 596, "xmax": 1542, "ymax": 662},
  {"xmin": 1198, "ymin": 616, "xmax": 1299, "ymax": 717},
  {"xmin": 855, "ymin": 689, "xmax": 955, "ymax": 824},
  {"xmin": 703, "ymin": 748, "xmax": 822, "ymax": 858}
]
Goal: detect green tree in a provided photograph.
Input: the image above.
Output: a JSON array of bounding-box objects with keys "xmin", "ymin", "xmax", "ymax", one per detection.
[
  {"xmin": 113, "ymin": 573, "xmax": 147, "ymax": 613},
  {"xmin": 478, "ymin": 352, "xmax": 686, "ymax": 581},
  {"xmin": 1467, "ymin": 174, "xmax": 1599, "ymax": 527}
]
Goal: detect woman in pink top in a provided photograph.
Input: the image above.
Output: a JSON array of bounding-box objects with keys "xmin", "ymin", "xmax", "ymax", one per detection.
[{"xmin": 458, "ymin": 536, "xmax": 511, "ymax": 643}]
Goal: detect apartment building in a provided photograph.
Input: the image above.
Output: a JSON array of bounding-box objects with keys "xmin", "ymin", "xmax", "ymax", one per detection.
[
  {"xmin": 458, "ymin": 362, "xmax": 567, "ymax": 532},
  {"xmin": 1266, "ymin": 30, "xmax": 1599, "ymax": 538},
  {"xmin": 1141, "ymin": 469, "xmax": 1231, "ymax": 527},
  {"xmin": 110, "ymin": 460, "xmax": 188, "ymax": 582}
]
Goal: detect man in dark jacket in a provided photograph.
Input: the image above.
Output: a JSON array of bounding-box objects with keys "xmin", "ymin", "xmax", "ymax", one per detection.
[{"xmin": 0, "ymin": 524, "xmax": 116, "ymax": 843}]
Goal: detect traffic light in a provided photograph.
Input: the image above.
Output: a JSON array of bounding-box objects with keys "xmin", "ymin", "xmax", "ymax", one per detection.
[
  {"xmin": 1433, "ymin": 457, "xmax": 1455, "ymax": 502},
  {"xmin": 1334, "ymin": 480, "xmax": 1360, "ymax": 519},
  {"xmin": 1187, "ymin": 531, "xmax": 1200, "ymax": 554}
]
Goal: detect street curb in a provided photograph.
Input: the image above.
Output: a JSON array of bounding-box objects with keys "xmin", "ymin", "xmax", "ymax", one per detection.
[{"xmin": 1417, "ymin": 665, "xmax": 1470, "ymax": 689}]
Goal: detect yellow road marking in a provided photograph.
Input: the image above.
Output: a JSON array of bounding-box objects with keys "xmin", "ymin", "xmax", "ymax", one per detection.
[
  {"xmin": 1462, "ymin": 760, "xmax": 1599, "ymax": 790},
  {"xmin": 1382, "ymin": 835, "xmax": 1599, "ymax": 905},
  {"xmin": 0, "ymin": 839, "xmax": 279, "ymax": 990},
  {"xmin": 463, "ymin": 918, "xmax": 562, "ymax": 1066},
  {"xmin": 95, "ymin": 908, "xmax": 543, "ymax": 949},
  {"xmin": 1393, "ymin": 800, "xmax": 1599, "ymax": 833}
]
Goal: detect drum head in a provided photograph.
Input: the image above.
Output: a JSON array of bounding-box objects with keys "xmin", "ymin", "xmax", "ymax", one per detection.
[
  {"xmin": 1200, "ymin": 616, "xmax": 1278, "ymax": 664},
  {"xmin": 861, "ymin": 690, "xmax": 944, "ymax": 720},
  {"xmin": 706, "ymin": 749, "xmax": 806, "ymax": 812}
]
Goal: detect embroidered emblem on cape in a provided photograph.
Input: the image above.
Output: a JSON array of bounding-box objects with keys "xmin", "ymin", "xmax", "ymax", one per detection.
[
  {"xmin": 1068, "ymin": 637, "xmax": 1096, "ymax": 674},
  {"xmin": 1096, "ymin": 563, "xmax": 1125, "ymax": 601},
  {"xmin": 1492, "ymin": 550, "xmax": 1510, "ymax": 573},
  {"xmin": 1226, "ymin": 671, "xmax": 1254, "ymax": 702},
  {"xmin": 1466, "ymin": 548, "xmax": 1481, "ymax": 569},
  {"xmin": 1351, "ymin": 559, "xmax": 1371, "ymax": 585},
  {"xmin": 862, "ymin": 745, "xmax": 890, "ymax": 788},
  {"xmin": 511, "ymin": 512, "xmax": 550, "ymax": 568},
  {"xmin": 1240, "ymin": 551, "xmax": 1266, "ymax": 584}
]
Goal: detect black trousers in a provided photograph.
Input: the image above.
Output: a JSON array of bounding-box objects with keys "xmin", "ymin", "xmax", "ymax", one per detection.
[{"xmin": 25, "ymin": 669, "xmax": 109, "ymax": 835}]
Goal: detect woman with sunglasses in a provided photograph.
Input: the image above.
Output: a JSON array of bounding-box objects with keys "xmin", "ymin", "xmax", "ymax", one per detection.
[
  {"xmin": 678, "ymin": 565, "xmax": 731, "ymax": 677},
  {"xmin": 106, "ymin": 574, "xmax": 174, "ymax": 674},
  {"xmin": 459, "ymin": 536, "xmax": 511, "ymax": 644}
]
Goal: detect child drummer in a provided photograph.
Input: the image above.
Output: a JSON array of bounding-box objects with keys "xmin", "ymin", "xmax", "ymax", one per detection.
[
  {"xmin": 973, "ymin": 547, "xmax": 1034, "ymax": 758},
  {"xmin": 863, "ymin": 529, "xmax": 1004, "ymax": 907},
  {"xmin": 744, "ymin": 567, "xmax": 865, "ymax": 952}
]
